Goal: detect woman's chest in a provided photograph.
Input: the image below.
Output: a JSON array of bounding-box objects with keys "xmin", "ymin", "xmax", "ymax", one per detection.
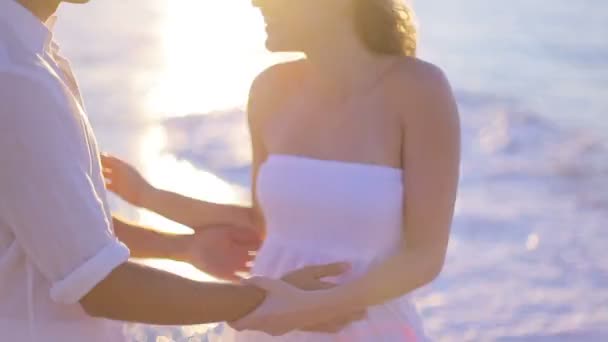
[{"xmin": 263, "ymin": 95, "xmax": 403, "ymax": 166}]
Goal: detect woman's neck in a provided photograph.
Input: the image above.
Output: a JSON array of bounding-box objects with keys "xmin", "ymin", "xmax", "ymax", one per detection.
[
  {"xmin": 17, "ymin": 0, "xmax": 61, "ymax": 22},
  {"xmin": 302, "ymin": 32, "xmax": 393, "ymax": 98}
]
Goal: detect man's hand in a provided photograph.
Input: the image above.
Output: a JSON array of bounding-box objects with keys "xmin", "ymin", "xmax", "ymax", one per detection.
[
  {"xmin": 281, "ymin": 263, "xmax": 365, "ymax": 333},
  {"xmin": 230, "ymin": 263, "xmax": 365, "ymax": 336},
  {"xmin": 183, "ymin": 226, "xmax": 262, "ymax": 281}
]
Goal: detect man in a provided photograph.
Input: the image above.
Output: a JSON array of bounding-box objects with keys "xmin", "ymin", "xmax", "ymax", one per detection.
[{"xmin": 0, "ymin": 0, "xmax": 351, "ymax": 340}]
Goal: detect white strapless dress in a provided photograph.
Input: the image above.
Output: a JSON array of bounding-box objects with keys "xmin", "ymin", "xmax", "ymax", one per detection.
[{"xmin": 209, "ymin": 155, "xmax": 427, "ymax": 341}]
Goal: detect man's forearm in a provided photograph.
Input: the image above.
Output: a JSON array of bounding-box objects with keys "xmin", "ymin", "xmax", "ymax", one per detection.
[
  {"xmin": 112, "ymin": 216, "xmax": 188, "ymax": 260},
  {"xmin": 80, "ymin": 261, "xmax": 265, "ymax": 325},
  {"xmin": 143, "ymin": 187, "xmax": 254, "ymax": 230}
]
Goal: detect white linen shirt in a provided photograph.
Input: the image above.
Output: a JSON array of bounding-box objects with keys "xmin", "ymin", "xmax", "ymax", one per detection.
[{"xmin": 0, "ymin": 1, "xmax": 129, "ymax": 341}]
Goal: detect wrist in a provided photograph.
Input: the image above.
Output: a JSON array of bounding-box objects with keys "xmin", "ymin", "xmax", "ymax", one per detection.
[
  {"xmin": 139, "ymin": 184, "xmax": 158, "ymax": 210},
  {"xmin": 164, "ymin": 234, "xmax": 191, "ymax": 262},
  {"xmin": 229, "ymin": 284, "xmax": 267, "ymax": 322}
]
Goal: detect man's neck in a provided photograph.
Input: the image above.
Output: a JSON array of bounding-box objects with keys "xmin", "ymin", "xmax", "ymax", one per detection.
[{"xmin": 16, "ymin": 0, "xmax": 61, "ymax": 22}]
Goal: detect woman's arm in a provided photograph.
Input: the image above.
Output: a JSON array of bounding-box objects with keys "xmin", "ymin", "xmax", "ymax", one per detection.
[
  {"xmin": 246, "ymin": 67, "xmax": 276, "ymax": 238},
  {"xmin": 102, "ymin": 154, "xmax": 255, "ymax": 230},
  {"xmin": 241, "ymin": 60, "xmax": 302, "ymax": 237},
  {"xmin": 143, "ymin": 186, "xmax": 254, "ymax": 230},
  {"xmin": 102, "ymin": 61, "xmax": 300, "ymax": 234},
  {"xmin": 127, "ymin": 56, "xmax": 282, "ymax": 233},
  {"xmin": 329, "ymin": 62, "xmax": 460, "ymax": 310}
]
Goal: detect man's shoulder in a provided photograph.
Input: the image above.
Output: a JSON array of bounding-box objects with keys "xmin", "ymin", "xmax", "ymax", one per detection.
[
  {"xmin": 0, "ymin": 68, "xmax": 57, "ymax": 108},
  {"xmin": 0, "ymin": 37, "xmax": 61, "ymax": 113},
  {"xmin": 0, "ymin": 37, "xmax": 15, "ymax": 70},
  {"xmin": 0, "ymin": 28, "xmax": 54, "ymax": 87},
  {"xmin": 0, "ymin": 61, "xmax": 65, "ymax": 139},
  {"xmin": 0, "ymin": 26, "xmax": 32, "ymax": 68}
]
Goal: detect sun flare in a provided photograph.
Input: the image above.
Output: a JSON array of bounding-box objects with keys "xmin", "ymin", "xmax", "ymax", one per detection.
[{"xmin": 147, "ymin": 1, "xmax": 273, "ymax": 117}]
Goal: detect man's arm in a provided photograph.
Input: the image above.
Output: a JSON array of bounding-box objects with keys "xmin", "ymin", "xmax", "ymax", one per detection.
[
  {"xmin": 112, "ymin": 216, "xmax": 261, "ymax": 281},
  {"xmin": 81, "ymin": 261, "xmax": 353, "ymax": 328},
  {"xmin": 0, "ymin": 73, "xmax": 355, "ymax": 330},
  {"xmin": 0, "ymin": 74, "xmax": 262, "ymax": 325},
  {"xmin": 80, "ymin": 261, "xmax": 265, "ymax": 325},
  {"xmin": 112, "ymin": 216, "xmax": 188, "ymax": 261}
]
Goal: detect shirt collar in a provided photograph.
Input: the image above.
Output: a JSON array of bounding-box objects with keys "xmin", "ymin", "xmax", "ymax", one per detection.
[{"xmin": 0, "ymin": 1, "xmax": 55, "ymax": 54}]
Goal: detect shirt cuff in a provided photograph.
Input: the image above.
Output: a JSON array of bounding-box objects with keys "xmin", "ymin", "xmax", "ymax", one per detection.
[{"xmin": 50, "ymin": 240, "xmax": 130, "ymax": 304}]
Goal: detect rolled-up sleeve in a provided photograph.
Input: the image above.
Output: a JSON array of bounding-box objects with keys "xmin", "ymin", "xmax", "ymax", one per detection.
[{"xmin": 0, "ymin": 73, "xmax": 130, "ymax": 304}]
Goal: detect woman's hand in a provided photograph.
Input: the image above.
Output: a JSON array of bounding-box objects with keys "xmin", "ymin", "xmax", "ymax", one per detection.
[
  {"xmin": 101, "ymin": 154, "xmax": 154, "ymax": 207},
  {"xmin": 230, "ymin": 263, "xmax": 365, "ymax": 336},
  {"xmin": 280, "ymin": 264, "xmax": 366, "ymax": 333}
]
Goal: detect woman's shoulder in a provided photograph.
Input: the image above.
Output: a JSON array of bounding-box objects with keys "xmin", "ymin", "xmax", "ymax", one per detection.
[
  {"xmin": 250, "ymin": 58, "xmax": 306, "ymax": 97},
  {"xmin": 386, "ymin": 56, "xmax": 457, "ymax": 122},
  {"xmin": 247, "ymin": 58, "xmax": 305, "ymax": 121},
  {"xmin": 389, "ymin": 56, "xmax": 451, "ymax": 94}
]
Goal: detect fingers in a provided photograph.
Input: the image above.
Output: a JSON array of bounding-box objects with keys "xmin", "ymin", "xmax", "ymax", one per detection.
[
  {"xmin": 282, "ymin": 274, "xmax": 337, "ymax": 291},
  {"xmin": 100, "ymin": 153, "xmax": 114, "ymax": 169},
  {"xmin": 301, "ymin": 322, "xmax": 347, "ymax": 333},
  {"xmin": 100, "ymin": 153, "xmax": 120, "ymax": 165},
  {"xmin": 229, "ymin": 229, "xmax": 263, "ymax": 246},
  {"xmin": 345, "ymin": 310, "xmax": 366, "ymax": 322},
  {"xmin": 242, "ymin": 276, "xmax": 291, "ymax": 293},
  {"xmin": 102, "ymin": 169, "xmax": 113, "ymax": 183},
  {"xmin": 100, "ymin": 155, "xmax": 113, "ymax": 176},
  {"xmin": 244, "ymin": 258, "xmax": 255, "ymax": 268},
  {"xmin": 100, "ymin": 153, "xmax": 128, "ymax": 173},
  {"xmin": 233, "ymin": 271, "xmax": 250, "ymax": 281},
  {"xmin": 301, "ymin": 310, "xmax": 366, "ymax": 333},
  {"xmin": 237, "ymin": 265, "xmax": 252, "ymax": 274},
  {"xmin": 222, "ymin": 273, "xmax": 244, "ymax": 282},
  {"xmin": 301, "ymin": 311, "xmax": 366, "ymax": 333},
  {"xmin": 105, "ymin": 182, "xmax": 115, "ymax": 192},
  {"xmin": 315, "ymin": 281, "xmax": 337, "ymax": 290},
  {"xmin": 103, "ymin": 174, "xmax": 117, "ymax": 192},
  {"xmin": 235, "ymin": 256, "xmax": 254, "ymax": 274},
  {"xmin": 304, "ymin": 262, "xmax": 351, "ymax": 279},
  {"xmin": 100, "ymin": 155, "xmax": 116, "ymax": 183},
  {"xmin": 281, "ymin": 263, "xmax": 349, "ymax": 290}
]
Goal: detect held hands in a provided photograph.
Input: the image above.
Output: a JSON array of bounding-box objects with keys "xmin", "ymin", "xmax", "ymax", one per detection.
[
  {"xmin": 231, "ymin": 263, "xmax": 365, "ymax": 336},
  {"xmin": 102, "ymin": 155, "xmax": 364, "ymax": 334},
  {"xmin": 101, "ymin": 154, "xmax": 153, "ymax": 207},
  {"xmin": 102, "ymin": 153, "xmax": 264, "ymax": 281},
  {"xmin": 183, "ymin": 225, "xmax": 262, "ymax": 281}
]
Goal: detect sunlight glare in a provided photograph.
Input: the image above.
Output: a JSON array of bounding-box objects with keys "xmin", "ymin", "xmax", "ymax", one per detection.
[
  {"xmin": 135, "ymin": 0, "xmax": 286, "ymax": 281},
  {"xmin": 137, "ymin": 126, "xmax": 242, "ymax": 234},
  {"xmin": 135, "ymin": 125, "xmax": 244, "ymax": 281},
  {"xmin": 148, "ymin": 0, "xmax": 271, "ymax": 117}
]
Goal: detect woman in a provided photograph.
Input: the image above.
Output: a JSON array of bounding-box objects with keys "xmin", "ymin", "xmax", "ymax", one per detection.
[{"xmin": 104, "ymin": 0, "xmax": 460, "ymax": 339}]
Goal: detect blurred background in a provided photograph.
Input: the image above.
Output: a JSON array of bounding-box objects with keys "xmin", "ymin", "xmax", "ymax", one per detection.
[{"xmin": 54, "ymin": 0, "xmax": 607, "ymax": 341}]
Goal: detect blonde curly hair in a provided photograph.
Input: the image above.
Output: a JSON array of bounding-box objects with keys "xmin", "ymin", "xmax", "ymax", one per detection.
[{"xmin": 353, "ymin": 0, "xmax": 418, "ymax": 57}]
